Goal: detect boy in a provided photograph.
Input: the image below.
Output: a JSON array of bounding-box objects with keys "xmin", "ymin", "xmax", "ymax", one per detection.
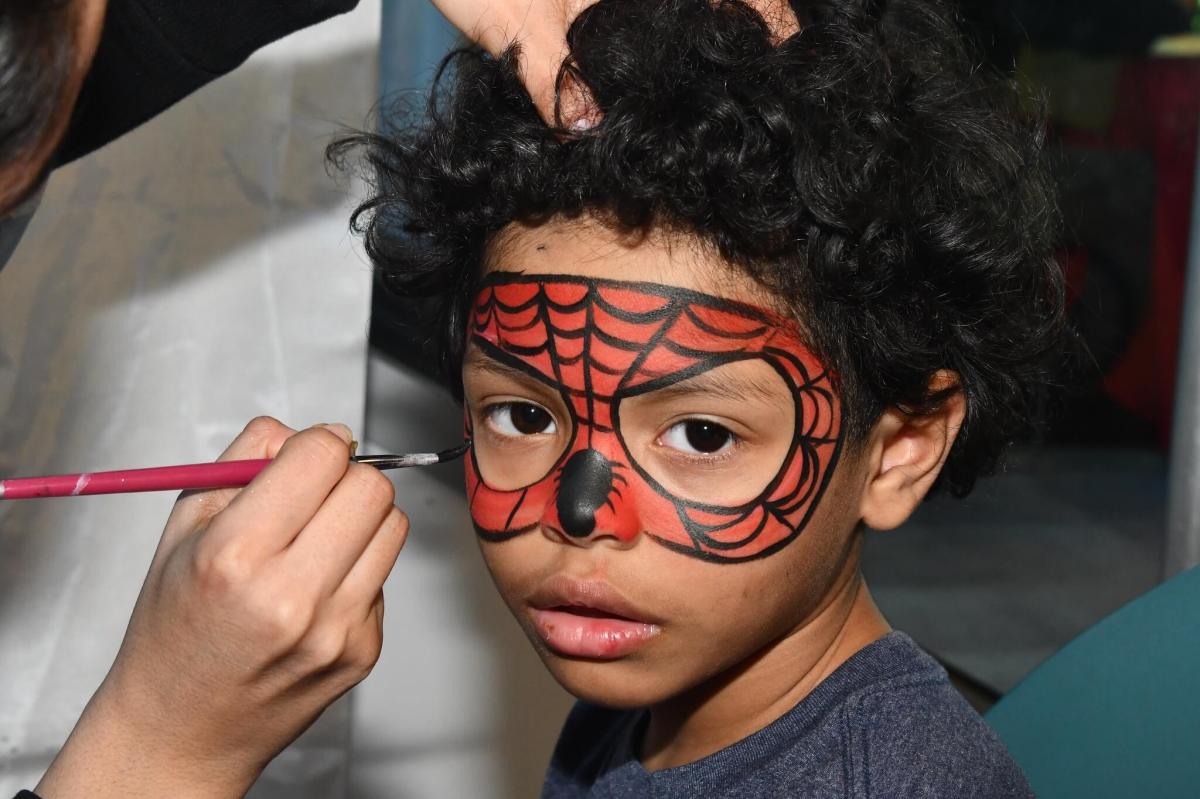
[{"xmin": 342, "ymin": 0, "xmax": 1062, "ymax": 794}]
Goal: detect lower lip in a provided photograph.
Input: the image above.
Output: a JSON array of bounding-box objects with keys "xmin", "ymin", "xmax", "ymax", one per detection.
[{"xmin": 531, "ymin": 608, "xmax": 661, "ymax": 659}]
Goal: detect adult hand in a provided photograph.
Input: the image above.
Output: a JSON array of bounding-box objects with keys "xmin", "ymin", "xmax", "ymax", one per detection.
[
  {"xmin": 36, "ymin": 418, "xmax": 408, "ymax": 799},
  {"xmin": 430, "ymin": 0, "xmax": 598, "ymax": 123},
  {"xmin": 431, "ymin": 0, "xmax": 801, "ymax": 125}
]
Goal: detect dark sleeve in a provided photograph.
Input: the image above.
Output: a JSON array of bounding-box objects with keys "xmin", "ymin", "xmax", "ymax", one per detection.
[
  {"xmin": 55, "ymin": 0, "xmax": 360, "ymax": 165},
  {"xmin": 14, "ymin": 791, "xmax": 42, "ymax": 799},
  {"xmin": 855, "ymin": 680, "xmax": 1035, "ymax": 799}
]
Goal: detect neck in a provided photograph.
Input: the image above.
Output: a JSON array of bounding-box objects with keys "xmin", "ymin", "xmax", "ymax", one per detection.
[{"xmin": 639, "ymin": 544, "xmax": 889, "ymax": 771}]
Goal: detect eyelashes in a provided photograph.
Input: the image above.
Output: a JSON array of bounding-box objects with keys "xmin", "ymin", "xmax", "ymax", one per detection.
[
  {"xmin": 484, "ymin": 401, "xmax": 558, "ymax": 438},
  {"xmin": 658, "ymin": 419, "xmax": 737, "ymax": 457},
  {"xmin": 483, "ymin": 398, "xmax": 740, "ymax": 466}
]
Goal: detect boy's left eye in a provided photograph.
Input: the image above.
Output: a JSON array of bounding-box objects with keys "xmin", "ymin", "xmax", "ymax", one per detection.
[{"xmin": 659, "ymin": 420, "xmax": 736, "ymax": 456}]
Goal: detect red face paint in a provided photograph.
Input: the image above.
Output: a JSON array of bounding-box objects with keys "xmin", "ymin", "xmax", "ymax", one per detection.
[{"xmin": 465, "ymin": 272, "xmax": 842, "ymax": 562}]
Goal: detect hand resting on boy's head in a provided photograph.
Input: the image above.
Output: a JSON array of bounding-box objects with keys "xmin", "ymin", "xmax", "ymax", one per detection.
[
  {"xmin": 431, "ymin": 0, "xmax": 599, "ymax": 124},
  {"xmin": 34, "ymin": 418, "xmax": 408, "ymax": 799},
  {"xmin": 431, "ymin": 0, "xmax": 798, "ymax": 127}
]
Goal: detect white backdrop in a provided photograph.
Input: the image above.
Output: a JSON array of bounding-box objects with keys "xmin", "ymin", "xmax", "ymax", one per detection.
[{"xmin": 0, "ymin": 2, "xmax": 380, "ymax": 795}]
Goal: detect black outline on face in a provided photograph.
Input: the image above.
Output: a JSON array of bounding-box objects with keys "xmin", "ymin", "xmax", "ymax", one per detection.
[{"xmin": 465, "ymin": 271, "xmax": 843, "ymax": 563}]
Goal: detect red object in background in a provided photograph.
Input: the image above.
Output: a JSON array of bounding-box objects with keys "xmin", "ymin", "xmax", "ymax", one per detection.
[{"xmin": 1063, "ymin": 58, "xmax": 1200, "ymax": 446}]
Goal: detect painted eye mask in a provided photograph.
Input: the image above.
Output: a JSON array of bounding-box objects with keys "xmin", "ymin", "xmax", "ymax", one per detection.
[{"xmin": 464, "ymin": 272, "xmax": 842, "ymax": 562}]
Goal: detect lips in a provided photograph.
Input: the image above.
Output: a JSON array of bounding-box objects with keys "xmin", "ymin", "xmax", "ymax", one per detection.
[{"xmin": 527, "ymin": 575, "xmax": 662, "ymax": 659}]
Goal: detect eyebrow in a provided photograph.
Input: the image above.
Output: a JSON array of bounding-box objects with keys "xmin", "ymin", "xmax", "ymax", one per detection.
[
  {"xmin": 464, "ymin": 348, "xmax": 785, "ymax": 405},
  {"xmin": 463, "ymin": 349, "xmax": 557, "ymax": 392},
  {"xmin": 635, "ymin": 368, "xmax": 786, "ymax": 405}
]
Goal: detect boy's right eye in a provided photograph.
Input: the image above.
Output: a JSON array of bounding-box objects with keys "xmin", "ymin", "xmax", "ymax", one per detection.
[{"xmin": 485, "ymin": 402, "xmax": 558, "ymax": 437}]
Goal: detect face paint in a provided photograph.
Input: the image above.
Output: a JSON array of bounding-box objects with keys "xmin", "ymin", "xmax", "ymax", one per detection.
[{"xmin": 465, "ymin": 272, "xmax": 842, "ymax": 562}]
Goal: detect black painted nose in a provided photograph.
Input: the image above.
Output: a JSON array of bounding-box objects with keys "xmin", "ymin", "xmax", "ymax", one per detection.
[{"xmin": 556, "ymin": 449, "xmax": 613, "ymax": 538}]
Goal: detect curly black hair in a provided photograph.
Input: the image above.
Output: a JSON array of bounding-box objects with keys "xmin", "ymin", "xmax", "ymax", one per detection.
[{"xmin": 332, "ymin": 0, "xmax": 1067, "ymax": 497}]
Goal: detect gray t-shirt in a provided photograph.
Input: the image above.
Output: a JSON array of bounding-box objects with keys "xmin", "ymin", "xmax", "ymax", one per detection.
[{"xmin": 542, "ymin": 632, "xmax": 1033, "ymax": 798}]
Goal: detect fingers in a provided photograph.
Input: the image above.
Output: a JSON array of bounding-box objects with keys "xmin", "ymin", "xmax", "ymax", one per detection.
[
  {"xmin": 204, "ymin": 422, "xmax": 354, "ymax": 561},
  {"xmin": 261, "ymin": 500, "xmax": 404, "ymax": 693},
  {"xmin": 286, "ymin": 463, "xmax": 399, "ymax": 596},
  {"xmin": 748, "ymin": 0, "xmax": 802, "ymax": 43},
  {"xmin": 100, "ymin": 416, "xmax": 403, "ymax": 791},
  {"xmin": 159, "ymin": 417, "xmax": 300, "ymax": 557},
  {"xmin": 336, "ymin": 506, "xmax": 409, "ymax": 613},
  {"xmin": 429, "ymin": 0, "xmax": 601, "ymax": 126},
  {"xmin": 508, "ymin": 4, "xmax": 597, "ymax": 126},
  {"xmin": 219, "ymin": 415, "xmax": 300, "ymax": 460}
]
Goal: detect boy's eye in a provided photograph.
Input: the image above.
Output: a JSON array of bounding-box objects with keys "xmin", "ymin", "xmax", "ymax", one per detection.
[
  {"xmin": 486, "ymin": 402, "xmax": 557, "ymax": 437},
  {"xmin": 660, "ymin": 419, "xmax": 736, "ymax": 456}
]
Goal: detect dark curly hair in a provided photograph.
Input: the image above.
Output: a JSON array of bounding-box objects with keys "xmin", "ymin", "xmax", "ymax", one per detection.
[{"xmin": 332, "ymin": 0, "xmax": 1066, "ymax": 496}]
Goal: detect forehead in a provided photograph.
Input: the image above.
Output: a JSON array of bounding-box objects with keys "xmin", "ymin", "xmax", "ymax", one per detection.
[
  {"xmin": 485, "ymin": 215, "xmax": 779, "ymax": 310},
  {"xmin": 472, "ymin": 218, "xmax": 826, "ymax": 393},
  {"xmin": 464, "ymin": 270, "xmax": 827, "ymax": 409}
]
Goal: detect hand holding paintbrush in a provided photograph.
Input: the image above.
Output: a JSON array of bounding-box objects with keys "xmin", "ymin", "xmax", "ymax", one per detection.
[
  {"xmin": 0, "ymin": 437, "xmax": 469, "ymax": 500},
  {"xmin": 33, "ymin": 418, "xmax": 433, "ymax": 797}
]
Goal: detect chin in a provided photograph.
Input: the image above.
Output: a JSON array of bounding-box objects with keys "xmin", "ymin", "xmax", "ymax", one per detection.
[{"xmin": 542, "ymin": 655, "xmax": 684, "ymax": 710}]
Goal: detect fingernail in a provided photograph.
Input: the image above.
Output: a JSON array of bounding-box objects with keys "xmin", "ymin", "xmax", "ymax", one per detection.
[{"xmin": 318, "ymin": 423, "xmax": 354, "ymax": 444}]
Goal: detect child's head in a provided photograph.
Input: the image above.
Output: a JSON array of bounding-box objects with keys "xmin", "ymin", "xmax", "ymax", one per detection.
[{"xmin": 341, "ymin": 0, "xmax": 1063, "ymax": 707}]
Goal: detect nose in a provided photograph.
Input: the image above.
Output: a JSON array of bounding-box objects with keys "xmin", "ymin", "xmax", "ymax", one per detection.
[
  {"xmin": 553, "ymin": 448, "xmax": 637, "ymax": 542},
  {"xmin": 556, "ymin": 449, "xmax": 611, "ymax": 537}
]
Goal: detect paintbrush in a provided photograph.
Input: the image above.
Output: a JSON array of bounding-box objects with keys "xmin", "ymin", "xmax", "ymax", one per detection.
[{"xmin": 0, "ymin": 442, "xmax": 471, "ymax": 501}]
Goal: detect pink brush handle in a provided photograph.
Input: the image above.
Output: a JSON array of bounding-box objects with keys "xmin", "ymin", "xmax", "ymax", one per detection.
[{"xmin": 0, "ymin": 459, "xmax": 273, "ymax": 500}]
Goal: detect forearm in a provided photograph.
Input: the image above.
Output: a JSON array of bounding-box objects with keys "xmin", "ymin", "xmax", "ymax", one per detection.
[
  {"xmin": 57, "ymin": 0, "xmax": 361, "ymax": 164},
  {"xmin": 35, "ymin": 682, "xmax": 257, "ymax": 799}
]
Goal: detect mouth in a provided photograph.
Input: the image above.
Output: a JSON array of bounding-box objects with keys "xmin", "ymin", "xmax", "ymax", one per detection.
[
  {"xmin": 546, "ymin": 604, "xmax": 637, "ymax": 620},
  {"xmin": 527, "ymin": 575, "xmax": 662, "ymax": 660}
]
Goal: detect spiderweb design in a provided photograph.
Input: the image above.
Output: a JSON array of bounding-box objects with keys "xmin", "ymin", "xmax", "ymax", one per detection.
[{"xmin": 465, "ymin": 273, "xmax": 842, "ymax": 562}]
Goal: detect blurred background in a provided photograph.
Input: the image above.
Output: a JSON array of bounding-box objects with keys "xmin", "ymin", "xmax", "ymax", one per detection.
[{"xmin": 1, "ymin": 1, "xmax": 1198, "ymax": 797}]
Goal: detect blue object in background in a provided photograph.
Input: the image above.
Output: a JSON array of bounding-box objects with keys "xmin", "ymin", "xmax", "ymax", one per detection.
[
  {"xmin": 380, "ymin": 0, "xmax": 461, "ymax": 109},
  {"xmin": 986, "ymin": 566, "xmax": 1200, "ymax": 798}
]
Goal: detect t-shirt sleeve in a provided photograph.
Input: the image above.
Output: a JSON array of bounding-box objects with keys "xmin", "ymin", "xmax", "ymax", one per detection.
[
  {"xmin": 850, "ymin": 679, "xmax": 1035, "ymax": 799},
  {"xmin": 13, "ymin": 791, "xmax": 42, "ymax": 799},
  {"xmin": 55, "ymin": 0, "xmax": 360, "ymax": 164}
]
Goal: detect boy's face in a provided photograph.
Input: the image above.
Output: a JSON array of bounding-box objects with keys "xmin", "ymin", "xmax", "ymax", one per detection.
[{"xmin": 462, "ymin": 217, "xmax": 870, "ymax": 708}]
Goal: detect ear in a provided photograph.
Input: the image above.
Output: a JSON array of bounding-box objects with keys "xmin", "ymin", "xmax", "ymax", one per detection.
[{"xmin": 859, "ymin": 371, "xmax": 965, "ymax": 530}]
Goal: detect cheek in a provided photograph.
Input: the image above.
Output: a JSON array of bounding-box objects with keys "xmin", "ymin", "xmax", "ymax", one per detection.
[
  {"xmin": 676, "ymin": 562, "xmax": 805, "ymax": 636},
  {"xmin": 638, "ymin": 494, "xmax": 684, "ymax": 533},
  {"xmin": 465, "ymin": 446, "xmax": 558, "ymax": 537},
  {"xmin": 476, "ymin": 538, "xmax": 533, "ymax": 609},
  {"xmin": 654, "ymin": 494, "xmax": 861, "ymax": 645}
]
